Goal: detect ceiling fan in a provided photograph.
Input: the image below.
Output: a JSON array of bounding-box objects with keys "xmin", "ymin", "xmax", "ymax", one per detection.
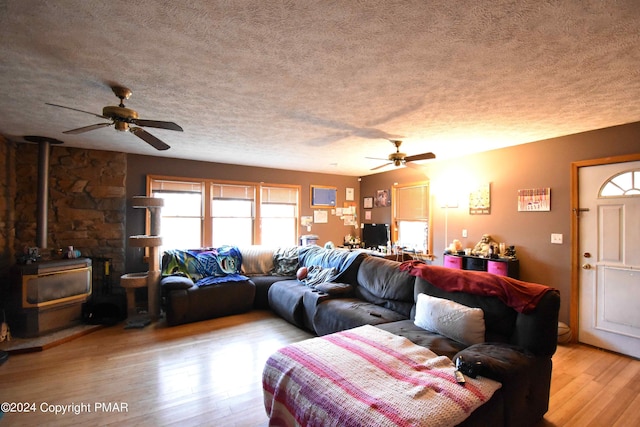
[
  {"xmin": 367, "ymin": 140, "xmax": 435, "ymax": 170},
  {"xmin": 46, "ymin": 85, "xmax": 183, "ymax": 151}
]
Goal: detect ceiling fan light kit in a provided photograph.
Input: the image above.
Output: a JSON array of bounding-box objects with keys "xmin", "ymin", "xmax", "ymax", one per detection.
[{"xmin": 46, "ymin": 85, "xmax": 182, "ymax": 151}]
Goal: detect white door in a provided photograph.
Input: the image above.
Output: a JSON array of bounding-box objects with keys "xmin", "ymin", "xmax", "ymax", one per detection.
[{"xmin": 578, "ymin": 161, "xmax": 640, "ymax": 359}]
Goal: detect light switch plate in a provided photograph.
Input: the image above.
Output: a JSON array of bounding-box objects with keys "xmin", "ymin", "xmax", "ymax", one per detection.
[
  {"xmin": 462, "ymin": 229, "xmax": 468, "ymax": 238},
  {"xmin": 551, "ymin": 233, "xmax": 563, "ymax": 244}
]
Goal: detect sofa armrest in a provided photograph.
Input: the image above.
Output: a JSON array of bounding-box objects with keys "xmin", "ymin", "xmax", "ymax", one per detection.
[
  {"xmin": 454, "ymin": 342, "xmax": 534, "ymax": 382},
  {"xmin": 512, "ymin": 289, "xmax": 561, "ymax": 357},
  {"xmin": 454, "ymin": 342, "xmax": 552, "ymax": 427},
  {"xmin": 160, "ymin": 275, "xmax": 196, "ymax": 291},
  {"xmin": 163, "ymin": 288, "xmax": 190, "ymax": 326}
]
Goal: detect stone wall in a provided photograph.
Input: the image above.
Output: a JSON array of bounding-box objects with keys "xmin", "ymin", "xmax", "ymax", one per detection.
[
  {"xmin": 0, "ymin": 137, "xmax": 16, "ymax": 279},
  {"xmin": 8, "ymin": 142, "xmax": 126, "ymax": 282}
]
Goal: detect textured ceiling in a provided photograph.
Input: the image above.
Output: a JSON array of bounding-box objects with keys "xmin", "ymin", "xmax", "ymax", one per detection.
[{"xmin": 1, "ymin": 1, "xmax": 639, "ymax": 176}]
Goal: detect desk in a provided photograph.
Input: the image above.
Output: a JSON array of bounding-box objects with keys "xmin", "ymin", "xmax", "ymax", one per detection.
[{"xmin": 443, "ymin": 254, "xmax": 519, "ymax": 279}]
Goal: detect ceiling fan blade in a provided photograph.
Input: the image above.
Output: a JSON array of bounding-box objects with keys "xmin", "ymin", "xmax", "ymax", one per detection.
[
  {"xmin": 132, "ymin": 119, "xmax": 183, "ymax": 132},
  {"xmin": 63, "ymin": 123, "xmax": 112, "ymax": 134},
  {"xmin": 405, "ymin": 152, "xmax": 436, "ymax": 162},
  {"xmin": 45, "ymin": 103, "xmax": 107, "ymax": 119},
  {"xmin": 371, "ymin": 162, "xmax": 393, "ymax": 171},
  {"xmin": 365, "ymin": 156, "xmax": 389, "ymax": 161},
  {"xmin": 130, "ymin": 127, "xmax": 171, "ymax": 150}
]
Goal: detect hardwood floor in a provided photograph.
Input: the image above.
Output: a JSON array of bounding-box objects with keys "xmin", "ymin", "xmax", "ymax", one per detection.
[
  {"xmin": 539, "ymin": 341, "xmax": 640, "ymax": 427},
  {"xmin": 1, "ymin": 310, "xmax": 638, "ymax": 426}
]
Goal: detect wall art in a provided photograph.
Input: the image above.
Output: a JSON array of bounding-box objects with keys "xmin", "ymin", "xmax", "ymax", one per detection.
[
  {"xmin": 469, "ymin": 183, "xmax": 491, "ymax": 215},
  {"xmin": 313, "ymin": 209, "xmax": 328, "ymax": 223},
  {"xmin": 517, "ymin": 188, "xmax": 551, "ymax": 211},
  {"xmin": 311, "ymin": 185, "xmax": 337, "ymax": 208},
  {"xmin": 375, "ymin": 189, "xmax": 390, "ymax": 207},
  {"xmin": 346, "ymin": 187, "xmax": 354, "ymax": 201}
]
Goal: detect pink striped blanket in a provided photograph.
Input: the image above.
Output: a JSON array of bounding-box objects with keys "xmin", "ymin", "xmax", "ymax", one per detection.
[{"xmin": 262, "ymin": 325, "xmax": 501, "ymax": 427}]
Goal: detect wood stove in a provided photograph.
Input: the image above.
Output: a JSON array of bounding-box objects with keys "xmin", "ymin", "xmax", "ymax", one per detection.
[
  {"xmin": 3, "ymin": 136, "xmax": 93, "ymax": 337},
  {"xmin": 6, "ymin": 258, "xmax": 92, "ymax": 337}
]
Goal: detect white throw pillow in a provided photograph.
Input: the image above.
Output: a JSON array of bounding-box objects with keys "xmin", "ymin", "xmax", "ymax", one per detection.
[{"xmin": 414, "ymin": 293, "xmax": 486, "ymax": 345}]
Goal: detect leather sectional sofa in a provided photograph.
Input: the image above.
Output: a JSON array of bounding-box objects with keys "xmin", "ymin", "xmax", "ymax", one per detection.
[{"xmin": 160, "ymin": 245, "xmax": 560, "ymax": 427}]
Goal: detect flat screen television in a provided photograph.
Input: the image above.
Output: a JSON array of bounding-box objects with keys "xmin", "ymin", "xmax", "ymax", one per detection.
[{"xmin": 362, "ymin": 223, "xmax": 389, "ymax": 249}]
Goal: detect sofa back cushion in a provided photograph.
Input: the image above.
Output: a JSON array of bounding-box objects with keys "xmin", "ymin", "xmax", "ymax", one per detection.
[
  {"xmin": 299, "ymin": 246, "xmax": 366, "ymax": 283},
  {"xmin": 272, "ymin": 246, "xmax": 301, "ymax": 276},
  {"xmin": 414, "ymin": 277, "xmax": 517, "ymax": 343},
  {"xmin": 355, "ymin": 256, "xmax": 416, "ymax": 317},
  {"xmin": 238, "ymin": 245, "xmax": 276, "ymax": 275},
  {"xmin": 414, "ymin": 276, "xmax": 560, "ymax": 356}
]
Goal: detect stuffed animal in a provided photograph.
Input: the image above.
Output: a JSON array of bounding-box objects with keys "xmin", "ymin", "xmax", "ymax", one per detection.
[{"xmin": 472, "ymin": 234, "xmax": 498, "ymax": 257}]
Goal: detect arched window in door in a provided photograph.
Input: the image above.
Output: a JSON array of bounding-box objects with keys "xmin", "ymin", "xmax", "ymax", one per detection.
[{"xmin": 599, "ymin": 169, "xmax": 640, "ymax": 197}]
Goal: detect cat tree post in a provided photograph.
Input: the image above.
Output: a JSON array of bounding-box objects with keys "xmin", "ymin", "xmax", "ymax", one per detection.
[{"xmin": 123, "ymin": 196, "xmax": 164, "ymax": 321}]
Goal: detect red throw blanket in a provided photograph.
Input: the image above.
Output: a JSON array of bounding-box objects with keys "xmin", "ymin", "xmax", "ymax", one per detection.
[{"xmin": 400, "ymin": 261, "xmax": 553, "ymax": 313}]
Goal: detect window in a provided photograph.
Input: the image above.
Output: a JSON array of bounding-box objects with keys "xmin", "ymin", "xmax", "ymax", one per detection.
[
  {"xmin": 211, "ymin": 183, "xmax": 255, "ymax": 247},
  {"xmin": 261, "ymin": 186, "xmax": 299, "ymax": 246},
  {"xmin": 600, "ymin": 170, "xmax": 640, "ymax": 197},
  {"xmin": 150, "ymin": 179, "xmax": 203, "ymax": 254},
  {"xmin": 392, "ymin": 182, "xmax": 431, "ymax": 254},
  {"xmin": 148, "ymin": 176, "xmax": 300, "ymax": 250}
]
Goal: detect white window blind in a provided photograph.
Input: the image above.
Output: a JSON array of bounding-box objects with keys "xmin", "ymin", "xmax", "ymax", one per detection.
[{"xmin": 396, "ymin": 184, "xmax": 429, "ymax": 220}]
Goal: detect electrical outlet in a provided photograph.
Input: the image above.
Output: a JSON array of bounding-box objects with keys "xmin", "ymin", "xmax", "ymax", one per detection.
[
  {"xmin": 551, "ymin": 233, "xmax": 563, "ymax": 244},
  {"xmin": 462, "ymin": 229, "xmax": 468, "ymax": 238}
]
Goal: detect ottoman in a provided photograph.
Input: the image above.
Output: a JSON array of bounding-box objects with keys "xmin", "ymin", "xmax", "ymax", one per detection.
[{"xmin": 263, "ymin": 325, "xmax": 503, "ymax": 426}]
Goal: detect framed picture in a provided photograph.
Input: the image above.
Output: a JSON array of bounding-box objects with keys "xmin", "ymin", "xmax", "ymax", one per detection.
[
  {"xmin": 346, "ymin": 187, "xmax": 354, "ymax": 201},
  {"xmin": 311, "ymin": 185, "xmax": 337, "ymax": 208},
  {"xmin": 518, "ymin": 188, "xmax": 551, "ymax": 211},
  {"xmin": 469, "ymin": 183, "xmax": 491, "ymax": 215},
  {"xmin": 363, "ymin": 197, "xmax": 373, "ymax": 209},
  {"xmin": 313, "ymin": 209, "xmax": 328, "ymax": 223},
  {"xmin": 375, "ymin": 189, "xmax": 390, "ymax": 207}
]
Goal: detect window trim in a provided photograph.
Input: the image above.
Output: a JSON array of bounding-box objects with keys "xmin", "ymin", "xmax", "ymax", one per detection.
[
  {"xmin": 146, "ymin": 176, "xmax": 206, "ymax": 244},
  {"xmin": 147, "ymin": 175, "xmax": 300, "ymax": 247},
  {"xmin": 391, "ymin": 180, "xmax": 433, "ymax": 256}
]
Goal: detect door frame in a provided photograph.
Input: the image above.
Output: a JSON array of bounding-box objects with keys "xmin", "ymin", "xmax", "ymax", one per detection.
[{"xmin": 570, "ymin": 153, "xmax": 640, "ymax": 342}]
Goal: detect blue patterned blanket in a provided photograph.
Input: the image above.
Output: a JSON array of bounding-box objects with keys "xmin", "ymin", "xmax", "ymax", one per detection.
[
  {"xmin": 161, "ymin": 246, "xmax": 248, "ymax": 286},
  {"xmin": 299, "ymin": 245, "xmax": 364, "ymax": 281}
]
